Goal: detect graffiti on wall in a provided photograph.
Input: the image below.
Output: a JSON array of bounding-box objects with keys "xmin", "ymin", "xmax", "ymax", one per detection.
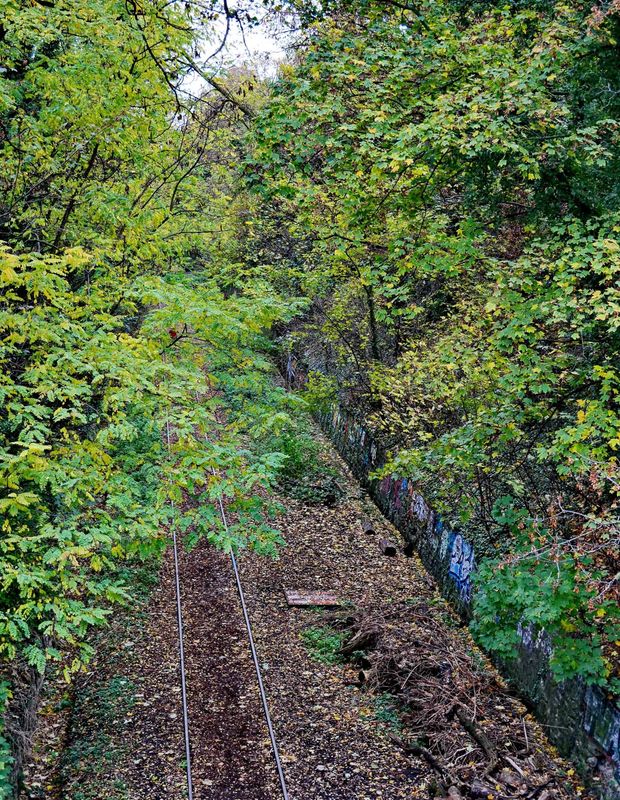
[
  {"xmin": 448, "ymin": 533, "xmax": 475, "ymax": 603},
  {"xmin": 518, "ymin": 621, "xmax": 554, "ymax": 658},
  {"xmin": 320, "ymin": 403, "xmax": 620, "ymax": 788},
  {"xmin": 583, "ymin": 686, "xmax": 620, "ymax": 780},
  {"xmin": 323, "ymin": 407, "xmax": 475, "ymax": 603}
]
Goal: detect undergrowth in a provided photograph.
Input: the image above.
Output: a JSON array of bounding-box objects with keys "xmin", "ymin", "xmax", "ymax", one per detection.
[
  {"xmin": 372, "ymin": 693, "xmax": 404, "ymax": 734},
  {"xmin": 59, "ymin": 677, "xmax": 136, "ymax": 800},
  {"xmin": 257, "ymin": 418, "xmax": 345, "ymax": 506},
  {"xmin": 24, "ymin": 560, "xmax": 159, "ymax": 799},
  {"xmin": 301, "ymin": 626, "xmax": 345, "ymax": 665}
]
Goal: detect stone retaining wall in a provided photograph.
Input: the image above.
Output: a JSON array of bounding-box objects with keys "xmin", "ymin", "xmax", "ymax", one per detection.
[{"xmin": 319, "ymin": 405, "xmax": 620, "ymax": 798}]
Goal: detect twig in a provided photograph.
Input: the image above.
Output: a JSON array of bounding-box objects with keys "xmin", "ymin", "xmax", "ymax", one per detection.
[
  {"xmin": 388, "ymin": 732, "xmax": 456, "ymax": 789},
  {"xmin": 521, "ymin": 717, "xmax": 530, "ymax": 755},
  {"xmin": 453, "ymin": 706, "xmax": 499, "ymax": 776}
]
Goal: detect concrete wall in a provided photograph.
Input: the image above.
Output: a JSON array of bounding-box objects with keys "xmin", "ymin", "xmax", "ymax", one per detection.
[{"xmin": 319, "ymin": 405, "xmax": 620, "ymax": 798}]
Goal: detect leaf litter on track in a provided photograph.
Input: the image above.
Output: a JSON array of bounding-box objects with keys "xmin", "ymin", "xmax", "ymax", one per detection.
[{"xmin": 22, "ymin": 423, "xmax": 587, "ymax": 800}]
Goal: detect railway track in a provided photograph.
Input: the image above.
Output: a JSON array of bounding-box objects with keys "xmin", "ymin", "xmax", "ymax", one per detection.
[
  {"xmin": 215, "ymin": 485, "xmax": 290, "ymax": 800},
  {"xmin": 21, "ymin": 395, "xmax": 584, "ymax": 799},
  {"xmin": 165, "ymin": 407, "xmax": 289, "ymax": 800},
  {"xmin": 156, "ymin": 373, "xmax": 584, "ymax": 800}
]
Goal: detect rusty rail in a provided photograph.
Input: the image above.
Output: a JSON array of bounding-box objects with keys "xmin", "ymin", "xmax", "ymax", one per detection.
[
  {"xmin": 213, "ymin": 481, "xmax": 290, "ymax": 800},
  {"xmin": 163, "ymin": 387, "xmax": 288, "ymax": 797},
  {"xmin": 165, "ymin": 415, "xmax": 195, "ymax": 800}
]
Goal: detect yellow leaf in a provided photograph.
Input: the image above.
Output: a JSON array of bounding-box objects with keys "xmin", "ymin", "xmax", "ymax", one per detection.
[{"xmin": 1, "ymin": 265, "xmax": 17, "ymax": 282}]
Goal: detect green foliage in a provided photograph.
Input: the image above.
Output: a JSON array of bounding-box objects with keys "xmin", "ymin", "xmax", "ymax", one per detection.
[
  {"xmin": 1, "ymin": 246, "xmax": 162, "ymax": 674},
  {"xmin": 252, "ymin": 408, "xmax": 344, "ymax": 505},
  {"xmin": 474, "ymin": 555, "xmax": 619, "ymax": 686},
  {"xmin": 0, "ymin": 245, "xmax": 297, "ymax": 676},
  {"xmin": 242, "ymin": 0, "xmax": 620, "ymax": 691},
  {"xmin": 271, "ymin": 430, "xmax": 320, "ymax": 481},
  {"xmin": 2, "ymin": 1, "xmax": 620, "ymax": 791},
  {"xmin": 249, "ymin": 0, "xmax": 618, "ymax": 368},
  {"xmin": 301, "ymin": 625, "xmax": 345, "ymax": 665},
  {"xmin": 303, "ymin": 371, "xmax": 338, "ymax": 416},
  {"xmin": 377, "ymin": 213, "xmax": 620, "ymax": 517},
  {"xmin": 0, "ymin": 0, "xmax": 302, "ymax": 786},
  {"xmin": 372, "ymin": 693, "xmax": 403, "ymax": 733},
  {"xmin": 376, "ymin": 215, "xmax": 620, "ymax": 686}
]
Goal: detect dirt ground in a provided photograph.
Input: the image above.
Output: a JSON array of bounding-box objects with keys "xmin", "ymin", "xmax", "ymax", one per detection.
[{"xmin": 22, "ymin": 425, "xmax": 583, "ymax": 800}]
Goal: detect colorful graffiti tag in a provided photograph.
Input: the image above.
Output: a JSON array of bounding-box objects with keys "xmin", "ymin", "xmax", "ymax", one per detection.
[
  {"xmin": 325, "ymin": 408, "xmax": 476, "ymax": 603},
  {"xmin": 447, "ymin": 532, "xmax": 475, "ymax": 603}
]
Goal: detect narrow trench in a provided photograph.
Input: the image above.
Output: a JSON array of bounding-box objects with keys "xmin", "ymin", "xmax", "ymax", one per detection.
[{"xmin": 23, "ymin": 423, "xmax": 583, "ymax": 800}]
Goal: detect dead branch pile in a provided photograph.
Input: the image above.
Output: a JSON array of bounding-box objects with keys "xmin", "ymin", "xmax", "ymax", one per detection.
[{"xmin": 331, "ymin": 601, "xmax": 580, "ymax": 800}]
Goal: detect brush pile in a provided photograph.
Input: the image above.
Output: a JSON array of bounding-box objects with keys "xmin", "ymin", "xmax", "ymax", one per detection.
[{"xmin": 331, "ymin": 600, "xmax": 580, "ymax": 800}]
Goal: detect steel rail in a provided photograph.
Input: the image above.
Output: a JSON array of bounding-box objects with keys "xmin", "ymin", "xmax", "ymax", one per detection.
[
  {"xmin": 162, "ymin": 362, "xmax": 287, "ymax": 799},
  {"xmin": 213, "ymin": 483, "xmax": 290, "ymax": 800},
  {"xmin": 164, "ymin": 412, "xmax": 195, "ymax": 800}
]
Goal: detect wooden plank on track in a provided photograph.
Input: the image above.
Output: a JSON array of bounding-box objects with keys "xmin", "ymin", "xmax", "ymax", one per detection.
[{"xmin": 284, "ymin": 589, "xmax": 341, "ymax": 607}]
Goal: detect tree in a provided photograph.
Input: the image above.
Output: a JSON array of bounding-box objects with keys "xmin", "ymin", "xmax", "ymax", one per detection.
[
  {"xmin": 0, "ymin": 2, "xmax": 297, "ymax": 791},
  {"xmin": 243, "ymin": 0, "xmax": 620, "ymax": 689}
]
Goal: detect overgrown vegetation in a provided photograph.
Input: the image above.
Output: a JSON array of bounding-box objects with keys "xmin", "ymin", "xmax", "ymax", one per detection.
[
  {"xmin": 41, "ymin": 559, "xmax": 161, "ymax": 800},
  {"xmin": 238, "ymin": 0, "xmax": 620, "ymax": 692},
  {"xmin": 301, "ymin": 625, "xmax": 345, "ymax": 665},
  {"xmin": 0, "ymin": 0, "xmax": 297, "ymax": 792},
  {"xmin": 267, "ymin": 425, "xmax": 344, "ymax": 505},
  {"xmin": 60, "ymin": 676, "xmax": 136, "ymax": 800},
  {"xmin": 2, "ymin": 0, "xmax": 620, "ymax": 794}
]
